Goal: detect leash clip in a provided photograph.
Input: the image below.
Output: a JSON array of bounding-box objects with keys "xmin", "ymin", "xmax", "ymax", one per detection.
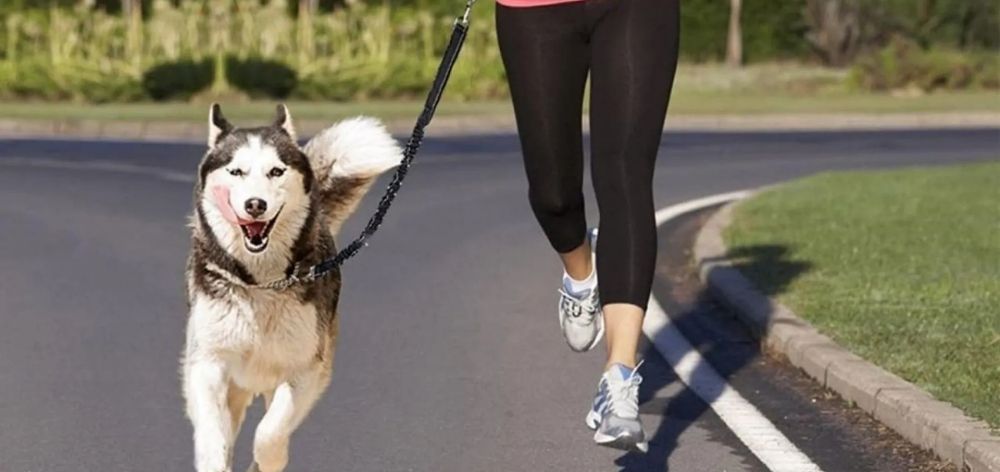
[
  {"xmin": 291, "ymin": 262, "xmax": 318, "ymax": 285},
  {"xmin": 261, "ymin": 262, "xmax": 315, "ymax": 291},
  {"xmin": 459, "ymin": 0, "xmax": 476, "ymax": 26}
]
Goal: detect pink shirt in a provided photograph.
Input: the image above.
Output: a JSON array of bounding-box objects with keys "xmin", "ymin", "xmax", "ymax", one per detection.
[{"xmin": 496, "ymin": 0, "xmax": 584, "ymax": 7}]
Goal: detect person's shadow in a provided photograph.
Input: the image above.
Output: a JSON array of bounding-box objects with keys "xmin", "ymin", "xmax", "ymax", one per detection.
[{"xmin": 614, "ymin": 243, "xmax": 811, "ymax": 471}]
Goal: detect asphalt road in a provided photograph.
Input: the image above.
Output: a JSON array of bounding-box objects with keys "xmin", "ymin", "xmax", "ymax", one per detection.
[{"xmin": 0, "ymin": 127, "xmax": 996, "ymax": 472}]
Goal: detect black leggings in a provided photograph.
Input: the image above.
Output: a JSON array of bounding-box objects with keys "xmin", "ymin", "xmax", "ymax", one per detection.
[{"xmin": 496, "ymin": 0, "xmax": 679, "ymax": 309}]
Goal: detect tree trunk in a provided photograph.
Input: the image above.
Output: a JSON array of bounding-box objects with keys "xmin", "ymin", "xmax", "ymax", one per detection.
[
  {"xmin": 804, "ymin": 0, "xmax": 862, "ymax": 67},
  {"xmin": 300, "ymin": 0, "xmax": 319, "ymax": 15},
  {"xmin": 726, "ymin": 0, "xmax": 743, "ymax": 67},
  {"xmin": 125, "ymin": 0, "xmax": 142, "ymax": 72},
  {"xmin": 297, "ymin": 0, "xmax": 316, "ymax": 67},
  {"xmin": 209, "ymin": 0, "xmax": 231, "ymax": 95}
]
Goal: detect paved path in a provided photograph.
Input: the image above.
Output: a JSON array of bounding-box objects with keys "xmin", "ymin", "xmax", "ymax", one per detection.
[{"xmin": 0, "ymin": 128, "xmax": 996, "ymax": 471}]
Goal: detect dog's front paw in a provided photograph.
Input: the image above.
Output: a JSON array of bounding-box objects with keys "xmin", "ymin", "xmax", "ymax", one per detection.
[
  {"xmin": 253, "ymin": 436, "xmax": 290, "ymax": 472},
  {"xmin": 195, "ymin": 462, "xmax": 231, "ymax": 472},
  {"xmin": 195, "ymin": 448, "xmax": 233, "ymax": 472},
  {"xmin": 245, "ymin": 463, "xmax": 260, "ymax": 472},
  {"xmin": 194, "ymin": 435, "xmax": 232, "ymax": 472}
]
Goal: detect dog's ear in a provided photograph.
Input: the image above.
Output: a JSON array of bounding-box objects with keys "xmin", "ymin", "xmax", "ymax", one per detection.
[
  {"xmin": 208, "ymin": 103, "xmax": 233, "ymax": 148},
  {"xmin": 273, "ymin": 104, "xmax": 297, "ymax": 141}
]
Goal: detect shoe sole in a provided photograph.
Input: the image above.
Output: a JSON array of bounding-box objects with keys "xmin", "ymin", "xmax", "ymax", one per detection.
[
  {"xmin": 585, "ymin": 409, "xmax": 601, "ymax": 430},
  {"xmin": 594, "ymin": 430, "xmax": 649, "ymax": 453},
  {"xmin": 581, "ymin": 315, "xmax": 605, "ymax": 352}
]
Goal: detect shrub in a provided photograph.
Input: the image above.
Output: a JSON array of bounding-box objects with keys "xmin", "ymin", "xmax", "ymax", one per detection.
[
  {"xmin": 742, "ymin": 0, "xmax": 809, "ymax": 62},
  {"xmin": 0, "ymin": 57, "xmax": 143, "ymax": 102},
  {"xmin": 142, "ymin": 58, "xmax": 213, "ymax": 100},
  {"xmin": 225, "ymin": 56, "xmax": 297, "ymax": 99},
  {"xmin": 0, "ymin": 59, "xmax": 65, "ymax": 101},
  {"xmin": 76, "ymin": 70, "xmax": 145, "ymax": 103},
  {"xmin": 864, "ymin": 0, "xmax": 999, "ymax": 51},
  {"xmin": 292, "ymin": 3, "xmax": 507, "ymax": 101},
  {"xmin": 678, "ymin": 0, "xmax": 728, "ymax": 62},
  {"xmin": 850, "ymin": 37, "xmax": 1000, "ymax": 92}
]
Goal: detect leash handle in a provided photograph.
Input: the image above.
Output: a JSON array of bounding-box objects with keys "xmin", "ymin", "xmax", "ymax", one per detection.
[
  {"xmin": 419, "ymin": 17, "xmax": 469, "ymax": 127},
  {"xmin": 301, "ymin": 5, "xmax": 475, "ymax": 284}
]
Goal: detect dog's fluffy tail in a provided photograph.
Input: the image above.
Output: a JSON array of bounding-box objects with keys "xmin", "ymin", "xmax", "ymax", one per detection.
[{"xmin": 302, "ymin": 116, "xmax": 402, "ymax": 235}]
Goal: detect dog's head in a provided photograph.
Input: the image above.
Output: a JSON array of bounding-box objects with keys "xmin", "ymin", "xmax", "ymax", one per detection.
[{"xmin": 197, "ymin": 104, "xmax": 314, "ymax": 256}]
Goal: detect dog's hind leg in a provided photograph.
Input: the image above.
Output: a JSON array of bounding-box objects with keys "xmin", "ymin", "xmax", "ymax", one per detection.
[
  {"xmin": 250, "ymin": 367, "xmax": 331, "ymax": 472},
  {"xmin": 185, "ymin": 360, "xmax": 236, "ymax": 472}
]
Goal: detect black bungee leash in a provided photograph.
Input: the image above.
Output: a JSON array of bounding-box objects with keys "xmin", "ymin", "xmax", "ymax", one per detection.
[{"xmin": 261, "ymin": 0, "xmax": 478, "ymax": 290}]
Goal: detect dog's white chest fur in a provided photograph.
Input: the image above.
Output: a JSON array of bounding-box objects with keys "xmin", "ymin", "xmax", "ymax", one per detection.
[{"xmin": 188, "ymin": 290, "xmax": 320, "ymax": 393}]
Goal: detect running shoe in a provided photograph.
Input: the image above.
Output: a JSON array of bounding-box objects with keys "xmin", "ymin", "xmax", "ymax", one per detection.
[
  {"xmin": 585, "ymin": 362, "xmax": 648, "ymax": 453},
  {"xmin": 558, "ymin": 229, "xmax": 603, "ymax": 352}
]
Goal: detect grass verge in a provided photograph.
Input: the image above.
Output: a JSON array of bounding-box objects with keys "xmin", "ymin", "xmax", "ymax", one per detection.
[
  {"xmin": 0, "ymin": 92, "xmax": 995, "ymax": 124},
  {"xmin": 725, "ymin": 161, "xmax": 1000, "ymax": 429},
  {"xmin": 0, "ymin": 100, "xmax": 513, "ymax": 123}
]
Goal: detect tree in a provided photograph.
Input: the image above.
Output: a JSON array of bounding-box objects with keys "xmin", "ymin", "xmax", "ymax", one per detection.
[
  {"xmin": 867, "ymin": 0, "xmax": 999, "ymax": 50},
  {"xmin": 124, "ymin": 0, "xmax": 142, "ymax": 71},
  {"xmin": 298, "ymin": 0, "xmax": 316, "ymax": 66},
  {"xmin": 804, "ymin": 0, "xmax": 862, "ymax": 66},
  {"xmin": 208, "ymin": 0, "xmax": 232, "ymax": 95},
  {"xmin": 300, "ymin": 0, "xmax": 318, "ymax": 14},
  {"xmin": 726, "ymin": 0, "xmax": 743, "ymax": 67}
]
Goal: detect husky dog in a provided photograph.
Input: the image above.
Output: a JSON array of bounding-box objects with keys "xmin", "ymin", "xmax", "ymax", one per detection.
[{"xmin": 182, "ymin": 104, "xmax": 401, "ymax": 472}]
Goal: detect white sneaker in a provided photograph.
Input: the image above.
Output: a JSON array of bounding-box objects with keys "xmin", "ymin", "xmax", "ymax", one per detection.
[
  {"xmin": 558, "ymin": 229, "xmax": 603, "ymax": 352},
  {"xmin": 585, "ymin": 362, "xmax": 648, "ymax": 453}
]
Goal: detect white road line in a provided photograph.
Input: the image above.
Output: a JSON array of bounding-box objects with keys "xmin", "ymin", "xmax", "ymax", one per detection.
[{"xmin": 643, "ymin": 191, "xmax": 823, "ymax": 472}]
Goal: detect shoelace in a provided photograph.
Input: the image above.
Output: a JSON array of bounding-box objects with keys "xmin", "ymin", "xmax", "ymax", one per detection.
[
  {"xmin": 604, "ymin": 361, "xmax": 645, "ymax": 418},
  {"xmin": 558, "ymin": 288, "xmax": 599, "ymax": 322}
]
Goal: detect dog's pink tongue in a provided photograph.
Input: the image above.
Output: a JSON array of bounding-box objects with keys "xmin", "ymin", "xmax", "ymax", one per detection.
[
  {"xmin": 244, "ymin": 222, "xmax": 267, "ymax": 238},
  {"xmin": 211, "ymin": 185, "xmax": 250, "ymax": 225}
]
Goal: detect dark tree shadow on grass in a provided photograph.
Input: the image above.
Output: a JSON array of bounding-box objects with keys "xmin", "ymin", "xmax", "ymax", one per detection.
[{"xmin": 613, "ymin": 242, "xmax": 812, "ymax": 471}]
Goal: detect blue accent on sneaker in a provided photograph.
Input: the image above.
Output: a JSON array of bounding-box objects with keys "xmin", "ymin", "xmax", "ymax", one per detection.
[
  {"xmin": 562, "ymin": 278, "xmax": 588, "ymax": 298},
  {"xmin": 612, "ymin": 363, "xmax": 635, "ymax": 380}
]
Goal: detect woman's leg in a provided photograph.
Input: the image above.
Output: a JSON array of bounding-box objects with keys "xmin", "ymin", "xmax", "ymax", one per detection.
[
  {"xmin": 588, "ymin": 0, "xmax": 681, "ymax": 369},
  {"xmin": 496, "ymin": 3, "xmax": 592, "ymax": 278}
]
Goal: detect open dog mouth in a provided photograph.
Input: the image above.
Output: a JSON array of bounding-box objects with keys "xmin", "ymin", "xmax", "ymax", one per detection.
[{"xmin": 239, "ymin": 208, "xmax": 281, "ymax": 253}]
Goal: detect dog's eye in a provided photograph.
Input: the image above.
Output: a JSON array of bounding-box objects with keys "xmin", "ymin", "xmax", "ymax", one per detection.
[
  {"xmin": 228, "ymin": 168, "xmax": 244, "ymax": 177},
  {"xmin": 268, "ymin": 167, "xmax": 286, "ymax": 178}
]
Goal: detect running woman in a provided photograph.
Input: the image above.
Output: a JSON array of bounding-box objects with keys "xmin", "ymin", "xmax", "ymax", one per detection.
[{"xmin": 495, "ymin": 0, "xmax": 680, "ymax": 452}]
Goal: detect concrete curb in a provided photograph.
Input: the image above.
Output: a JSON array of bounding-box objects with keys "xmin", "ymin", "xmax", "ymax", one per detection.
[
  {"xmin": 0, "ymin": 112, "xmax": 997, "ymax": 142},
  {"xmin": 0, "ymin": 117, "xmax": 517, "ymax": 143},
  {"xmin": 694, "ymin": 198, "xmax": 1000, "ymax": 472}
]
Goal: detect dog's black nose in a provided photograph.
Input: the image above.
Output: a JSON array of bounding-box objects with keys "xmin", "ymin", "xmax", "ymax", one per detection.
[{"xmin": 245, "ymin": 198, "xmax": 267, "ymax": 218}]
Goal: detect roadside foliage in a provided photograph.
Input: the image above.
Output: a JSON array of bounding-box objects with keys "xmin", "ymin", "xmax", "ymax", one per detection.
[{"xmin": 0, "ymin": 0, "xmax": 996, "ymax": 102}]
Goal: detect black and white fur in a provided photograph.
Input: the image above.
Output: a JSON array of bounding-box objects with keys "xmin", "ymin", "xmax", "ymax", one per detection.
[{"xmin": 183, "ymin": 104, "xmax": 400, "ymax": 472}]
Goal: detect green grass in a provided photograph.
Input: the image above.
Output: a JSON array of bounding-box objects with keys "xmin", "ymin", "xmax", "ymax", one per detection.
[
  {"xmin": 0, "ymin": 100, "xmax": 515, "ymax": 123},
  {"xmin": 0, "ymin": 62, "xmax": 995, "ymax": 123},
  {"xmin": 725, "ymin": 161, "xmax": 1000, "ymax": 429},
  {"xmin": 670, "ymin": 90, "xmax": 1000, "ymax": 115},
  {"xmin": 0, "ymin": 89, "xmax": 995, "ymax": 123}
]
